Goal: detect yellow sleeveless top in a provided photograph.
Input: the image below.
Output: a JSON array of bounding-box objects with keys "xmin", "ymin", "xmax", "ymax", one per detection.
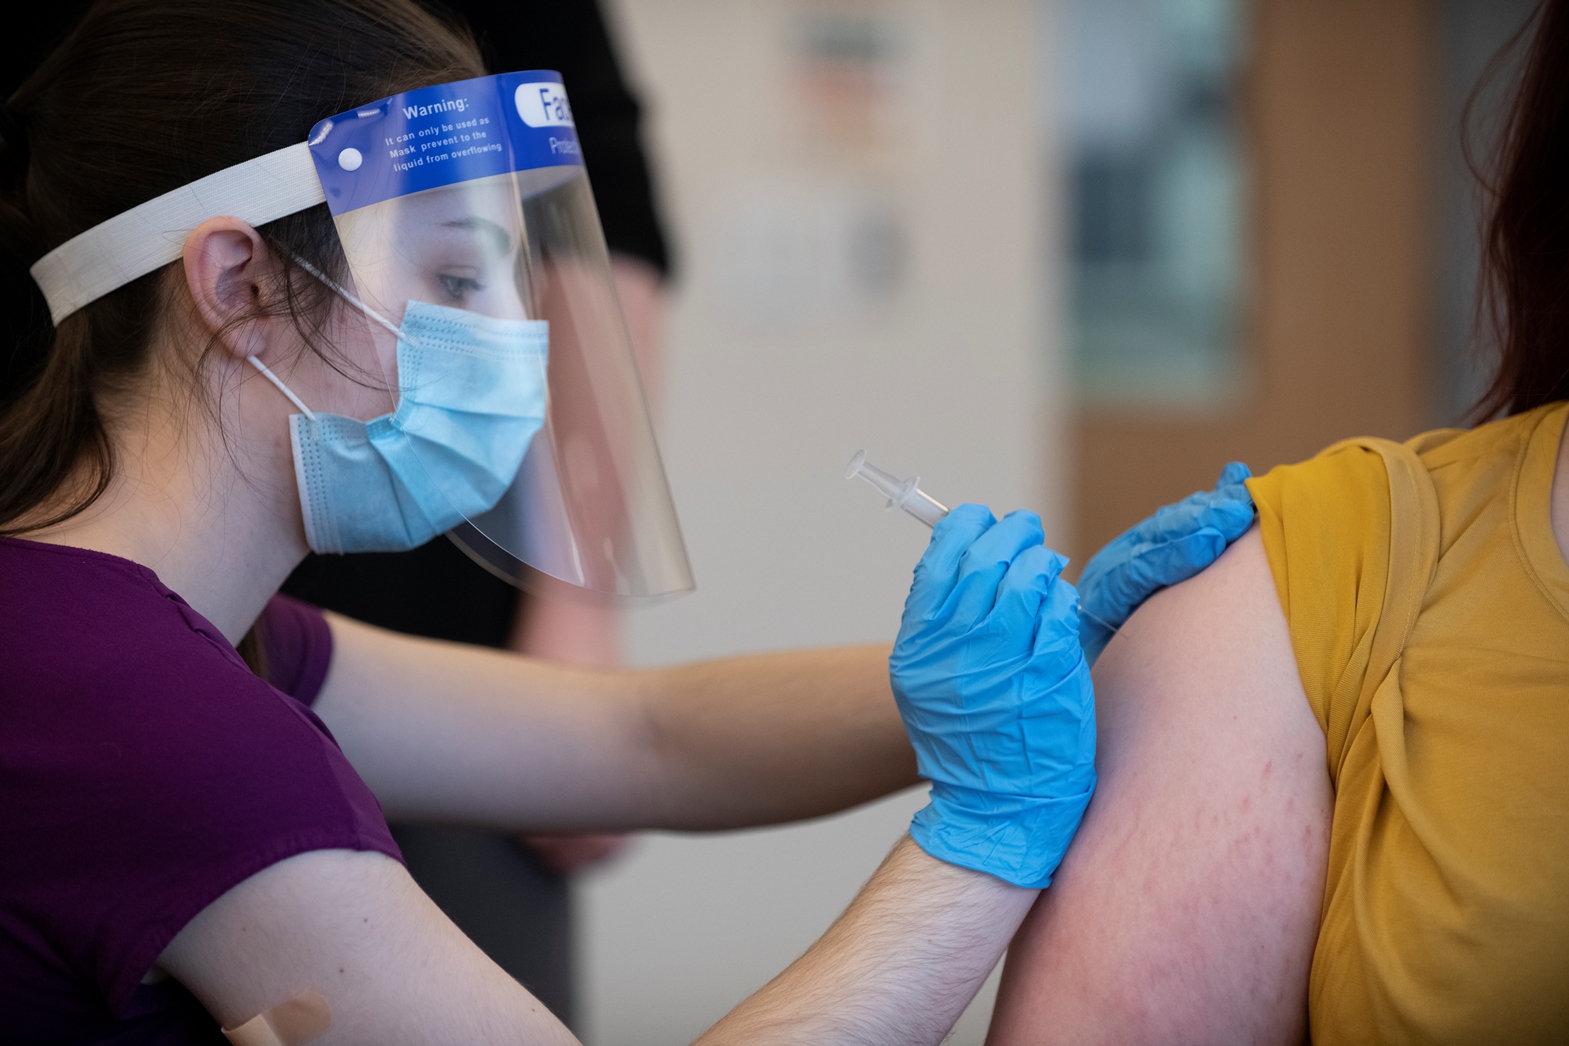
[{"xmin": 1246, "ymin": 401, "xmax": 1569, "ymax": 1044}]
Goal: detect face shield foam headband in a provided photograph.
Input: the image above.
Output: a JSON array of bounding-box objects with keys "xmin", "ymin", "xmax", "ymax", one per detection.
[{"xmin": 29, "ymin": 71, "xmax": 693, "ymax": 601}]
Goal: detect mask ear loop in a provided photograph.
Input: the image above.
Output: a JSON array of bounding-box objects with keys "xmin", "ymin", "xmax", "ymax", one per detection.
[
  {"xmin": 246, "ymin": 356, "xmax": 317, "ymax": 421},
  {"xmin": 288, "ymin": 254, "xmax": 404, "ymax": 341},
  {"xmin": 244, "ymin": 253, "xmax": 404, "ymax": 420}
]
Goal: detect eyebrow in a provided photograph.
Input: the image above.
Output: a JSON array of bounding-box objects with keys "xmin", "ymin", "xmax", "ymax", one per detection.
[{"xmin": 441, "ymin": 217, "xmax": 512, "ymax": 255}]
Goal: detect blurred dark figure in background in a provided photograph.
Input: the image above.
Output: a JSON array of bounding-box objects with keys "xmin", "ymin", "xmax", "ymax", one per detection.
[{"xmin": 0, "ymin": 0, "xmax": 671, "ymax": 1027}]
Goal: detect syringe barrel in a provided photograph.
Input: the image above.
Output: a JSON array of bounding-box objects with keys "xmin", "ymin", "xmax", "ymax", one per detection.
[
  {"xmin": 901, "ymin": 488, "xmax": 949, "ymax": 528},
  {"xmin": 846, "ymin": 450, "xmax": 951, "ymax": 528}
]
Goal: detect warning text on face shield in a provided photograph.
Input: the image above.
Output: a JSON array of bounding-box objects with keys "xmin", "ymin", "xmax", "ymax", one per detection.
[
  {"xmin": 308, "ymin": 72, "xmax": 585, "ymax": 217},
  {"xmin": 385, "ymin": 116, "xmax": 501, "ymax": 173}
]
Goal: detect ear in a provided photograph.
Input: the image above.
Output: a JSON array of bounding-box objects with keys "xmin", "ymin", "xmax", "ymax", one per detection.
[{"xmin": 181, "ymin": 216, "xmax": 277, "ymax": 362}]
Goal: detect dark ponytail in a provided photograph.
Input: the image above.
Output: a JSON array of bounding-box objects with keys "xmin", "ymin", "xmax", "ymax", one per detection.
[
  {"xmin": 0, "ymin": 305, "xmax": 113, "ymax": 533},
  {"xmin": 0, "ymin": 0, "xmax": 485, "ymax": 534}
]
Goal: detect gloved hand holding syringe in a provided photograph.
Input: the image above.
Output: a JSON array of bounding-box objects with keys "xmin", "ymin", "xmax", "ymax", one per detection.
[
  {"xmin": 853, "ymin": 448, "xmax": 1095, "ymax": 889},
  {"xmin": 844, "ymin": 447, "xmax": 1253, "ymax": 890},
  {"xmin": 846, "ymin": 449, "xmax": 1115, "ymax": 637},
  {"xmin": 848, "ymin": 446, "xmax": 1250, "ymax": 889},
  {"xmin": 847, "ymin": 448, "xmax": 1256, "ymax": 663},
  {"xmin": 844, "ymin": 449, "xmax": 1256, "ymax": 658}
]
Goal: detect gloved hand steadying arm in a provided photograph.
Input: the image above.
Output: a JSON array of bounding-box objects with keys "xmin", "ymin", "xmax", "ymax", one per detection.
[
  {"xmin": 890, "ymin": 505, "xmax": 1096, "ymax": 889},
  {"xmin": 1077, "ymin": 461, "xmax": 1255, "ymax": 665}
]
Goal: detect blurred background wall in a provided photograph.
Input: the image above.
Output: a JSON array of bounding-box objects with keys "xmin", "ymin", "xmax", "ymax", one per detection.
[
  {"xmin": 1070, "ymin": 0, "xmax": 1437, "ymax": 558},
  {"xmin": 573, "ymin": 0, "xmax": 1540, "ymax": 1042},
  {"xmin": 583, "ymin": 2, "xmax": 1057, "ymax": 1043},
  {"xmin": 1070, "ymin": 0, "xmax": 1537, "ymax": 560}
]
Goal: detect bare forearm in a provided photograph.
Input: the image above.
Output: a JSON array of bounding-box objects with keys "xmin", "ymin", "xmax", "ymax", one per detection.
[
  {"xmin": 321, "ymin": 619, "xmax": 913, "ymax": 832},
  {"xmin": 696, "ymin": 835, "xmax": 1036, "ymax": 1046},
  {"xmin": 319, "ymin": 614, "xmax": 660, "ymax": 828},
  {"xmin": 642, "ymin": 644, "xmax": 919, "ymax": 829}
]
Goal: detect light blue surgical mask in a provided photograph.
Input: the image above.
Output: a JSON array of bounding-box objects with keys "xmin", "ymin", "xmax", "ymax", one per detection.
[{"xmin": 250, "ymin": 299, "xmax": 549, "ymax": 554}]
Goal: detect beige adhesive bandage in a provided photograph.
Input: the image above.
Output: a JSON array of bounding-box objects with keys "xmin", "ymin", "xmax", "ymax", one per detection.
[{"xmin": 222, "ymin": 990, "xmax": 333, "ymax": 1046}]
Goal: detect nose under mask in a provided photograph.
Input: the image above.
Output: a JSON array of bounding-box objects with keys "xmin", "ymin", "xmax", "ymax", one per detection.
[{"xmin": 250, "ymin": 299, "xmax": 549, "ymax": 555}]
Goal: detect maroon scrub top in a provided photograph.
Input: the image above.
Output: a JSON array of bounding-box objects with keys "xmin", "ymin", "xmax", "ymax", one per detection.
[{"xmin": 0, "ymin": 537, "xmax": 402, "ymax": 1042}]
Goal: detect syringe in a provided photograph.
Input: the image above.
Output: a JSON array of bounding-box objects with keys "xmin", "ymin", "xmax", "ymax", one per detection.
[
  {"xmin": 845, "ymin": 450, "xmax": 950, "ymax": 528},
  {"xmin": 848, "ymin": 449, "xmax": 1121, "ymax": 645}
]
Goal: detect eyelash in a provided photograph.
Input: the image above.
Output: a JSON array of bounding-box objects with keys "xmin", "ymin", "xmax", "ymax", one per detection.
[{"xmin": 438, "ymin": 273, "xmax": 484, "ymax": 300}]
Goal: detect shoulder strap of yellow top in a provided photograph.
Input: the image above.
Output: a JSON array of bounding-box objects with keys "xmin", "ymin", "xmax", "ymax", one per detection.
[{"xmin": 1314, "ymin": 436, "xmax": 1441, "ymax": 779}]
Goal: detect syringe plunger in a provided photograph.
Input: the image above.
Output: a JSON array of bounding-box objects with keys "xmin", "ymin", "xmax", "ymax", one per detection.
[{"xmin": 845, "ymin": 450, "xmax": 950, "ymax": 528}]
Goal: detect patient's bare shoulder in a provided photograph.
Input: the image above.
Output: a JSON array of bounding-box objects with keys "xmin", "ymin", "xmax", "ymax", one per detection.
[{"xmin": 986, "ymin": 527, "xmax": 1330, "ymax": 1045}]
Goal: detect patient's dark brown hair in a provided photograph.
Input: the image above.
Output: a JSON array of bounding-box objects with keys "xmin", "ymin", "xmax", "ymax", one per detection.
[
  {"xmin": 0, "ymin": 0, "xmax": 483, "ymax": 536},
  {"xmin": 1476, "ymin": 0, "xmax": 1569, "ymax": 418}
]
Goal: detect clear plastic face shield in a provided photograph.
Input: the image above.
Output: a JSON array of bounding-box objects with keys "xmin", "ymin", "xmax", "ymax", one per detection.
[
  {"xmin": 31, "ymin": 71, "xmax": 693, "ymax": 602},
  {"xmin": 306, "ymin": 72, "xmax": 691, "ymax": 600}
]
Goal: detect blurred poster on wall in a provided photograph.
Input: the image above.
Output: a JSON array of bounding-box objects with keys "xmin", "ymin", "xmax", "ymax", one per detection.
[
  {"xmin": 717, "ymin": 1, "xmax": 911, "ymax": 333},
  {"xmin": 1062, "ymin": 0, "xmax": 1249, "ymax": 407}
]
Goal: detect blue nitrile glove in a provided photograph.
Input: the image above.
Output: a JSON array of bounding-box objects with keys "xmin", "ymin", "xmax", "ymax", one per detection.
[
  {"xmin": 1078, "ymin": 461, "xmax": 1255, "ymax": 665},
  {"xmin": 890, "ymin": 505, "xmax": 1097, "ymax": 889}
]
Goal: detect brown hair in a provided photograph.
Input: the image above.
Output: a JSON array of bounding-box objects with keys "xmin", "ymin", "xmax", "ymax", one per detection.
[
  {"xmin": 0, "ymin": 0, "xmax": 483, "ymax": 534},
  {"xmin": 1475, "ymin": 0, "xmax": 1569, "ymax": 418}
]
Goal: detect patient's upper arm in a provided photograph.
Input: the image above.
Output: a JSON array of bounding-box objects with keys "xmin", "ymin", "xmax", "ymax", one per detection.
[{"xmin": 986, "ymin": 527, "xmax": 1331, "ymax": 1045}]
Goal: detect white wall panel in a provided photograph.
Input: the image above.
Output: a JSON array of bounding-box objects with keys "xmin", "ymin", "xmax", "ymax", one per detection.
[{"xmin": 582, "ymin": 3, "xmax": 1065, "ymax": 1042}]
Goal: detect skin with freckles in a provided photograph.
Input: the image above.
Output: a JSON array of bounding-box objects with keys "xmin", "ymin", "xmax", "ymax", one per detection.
[{"xmin": 986, "ymin": 529, "xmax": 1333, "ymax": 1045}]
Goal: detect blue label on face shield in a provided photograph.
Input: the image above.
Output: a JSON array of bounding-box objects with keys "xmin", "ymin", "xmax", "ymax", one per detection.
[{"xmin": 307, "ymin": 71, "xmax": 584, "ymax": 216}]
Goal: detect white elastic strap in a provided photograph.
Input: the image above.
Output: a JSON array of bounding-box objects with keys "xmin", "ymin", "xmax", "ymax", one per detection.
[
  {"xmin": 246, "ymin": 256, "xmax": 401, "ymax": 430},
  {"xmin": 29, "ymin": 142, "xmax": 325, "ymax": 325},
  {"xmin": 247, "ymin": 356, "xmax": 318, "ymax": 422},
  {"xmin": 289, "ymin": 254, "xmax": 404, "ymax": 341}
]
